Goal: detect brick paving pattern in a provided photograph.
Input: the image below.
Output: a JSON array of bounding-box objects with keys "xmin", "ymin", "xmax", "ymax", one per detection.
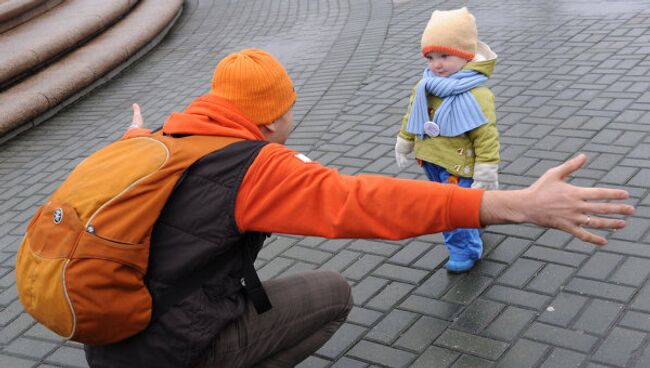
[{"xmin": 1, "ymin": 0, "xmax": 649, "ymax": 367}]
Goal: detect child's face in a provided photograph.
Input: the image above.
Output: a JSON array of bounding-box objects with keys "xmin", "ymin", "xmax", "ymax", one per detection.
[{"xmin": 425, "ymin": 52, "xmax": 468, "ymax": 77}]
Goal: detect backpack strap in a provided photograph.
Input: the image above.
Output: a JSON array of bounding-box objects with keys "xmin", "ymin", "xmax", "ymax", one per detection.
[{"xmin": 240, "ymin": 235, "xmax": 272, "ymax": 314}]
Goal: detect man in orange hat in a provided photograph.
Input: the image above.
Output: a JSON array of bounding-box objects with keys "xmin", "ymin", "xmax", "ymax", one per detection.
[{"xmin": 86, "ymin": 49, "xmax": 633, "ymax": 368}]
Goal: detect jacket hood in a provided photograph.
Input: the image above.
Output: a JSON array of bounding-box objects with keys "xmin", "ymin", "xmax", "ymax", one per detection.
[
  {"xmin": 463, "ymin": 41, "xmax": 497, "ymax": 78},
  {"xmin": 163, "ymin": 94, "xmax": 265, "ymax": 140}
]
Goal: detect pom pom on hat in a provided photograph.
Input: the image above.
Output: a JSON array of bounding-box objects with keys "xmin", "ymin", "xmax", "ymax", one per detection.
[
  {"xmin": 420, "ymin": 7, "xmax": 478, "ymax": 60},
  {"xmin": 210, "ymin": 49, "xmax": 297, "ymax": 125}
]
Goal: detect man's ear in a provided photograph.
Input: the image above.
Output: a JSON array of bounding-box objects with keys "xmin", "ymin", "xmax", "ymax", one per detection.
[{"xmin": 260, "ymin": 122, "xmax": 277, "ymax": 134}]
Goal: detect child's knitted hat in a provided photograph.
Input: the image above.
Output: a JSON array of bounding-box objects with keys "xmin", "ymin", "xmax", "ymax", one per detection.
[
  {"xmin": 210, "ymin": 49, "xmax": 296, "ymax": 125},
  {"xmin": 420, "ymin": 7, "xmax": 477, "ymax": 60}
]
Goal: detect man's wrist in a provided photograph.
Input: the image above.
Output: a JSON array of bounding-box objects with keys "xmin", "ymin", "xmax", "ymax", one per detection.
[{"xmin": 479, "ymin": 189, "xmax": 527, "ymax": 227}]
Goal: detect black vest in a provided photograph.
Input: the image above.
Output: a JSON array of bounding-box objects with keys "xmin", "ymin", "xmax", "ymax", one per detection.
[{"xmin": 86, "ymin": 139, "xmax": 270, "ymax": 368}]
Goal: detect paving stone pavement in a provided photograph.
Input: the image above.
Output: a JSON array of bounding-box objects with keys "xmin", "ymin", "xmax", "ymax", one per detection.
[{"xmin": 0, "ymin": 0, "xmax": 649, "ymax": 367}]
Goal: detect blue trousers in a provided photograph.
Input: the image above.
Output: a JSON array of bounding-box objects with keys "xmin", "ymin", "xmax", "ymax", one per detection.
[{"xmin": 422, "ymin": 161, "xmax": 483, "ymax": 262}]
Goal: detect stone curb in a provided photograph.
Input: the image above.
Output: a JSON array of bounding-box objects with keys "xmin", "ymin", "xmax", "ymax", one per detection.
[
  {"xmin": 0, "ymin": 0, "xmax": 183, "ymax": 144},
  {"xmin": 0, "ymin": 0, "xmax": 139, "ymax": 87},
  {"xmin": 0, "ymin": 0, "xmax": 63, "ymax": 34}
]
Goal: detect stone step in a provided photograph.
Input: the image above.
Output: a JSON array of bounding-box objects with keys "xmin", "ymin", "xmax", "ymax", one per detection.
[
  {"xmin": 0, "ymin": 0, "xmax": 183, "ymax": 140},
  {"xmin": 0, "ymin": 0, "xmax": 63, "ymax": 33},
  {"xmin": 0, "ymin": 0, "xmax": 138, "ymax": 88}
]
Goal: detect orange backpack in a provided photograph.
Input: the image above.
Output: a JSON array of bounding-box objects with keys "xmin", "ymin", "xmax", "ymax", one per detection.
[{"xmin": 15, "ymin": 131, "xmax": 239, "ymax": 345}]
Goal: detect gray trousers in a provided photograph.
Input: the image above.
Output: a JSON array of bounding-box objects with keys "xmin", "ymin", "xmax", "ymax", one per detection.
[{"xmin": 195, "ymin": 271, "xmax": 353, "ymax": 368}]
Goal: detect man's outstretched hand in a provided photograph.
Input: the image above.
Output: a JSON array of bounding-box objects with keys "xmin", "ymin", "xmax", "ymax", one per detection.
[
  {"xmin": 130, "ymin": 103, "xmax": 144, "ymax": 129},
  {"xmin": 480, "ymin": 154, "xmax": 635, "ymax": 246}
]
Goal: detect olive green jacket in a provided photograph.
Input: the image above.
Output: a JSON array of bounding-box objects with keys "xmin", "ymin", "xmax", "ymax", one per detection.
[{"xmin": 399, "ymin": 53, "xmax": 499, "ymax": 178}]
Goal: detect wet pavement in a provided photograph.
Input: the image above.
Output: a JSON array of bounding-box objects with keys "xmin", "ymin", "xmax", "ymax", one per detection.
[{"xmin": 0, "ymin": 0, "xmax": 649, "ymax": 367}]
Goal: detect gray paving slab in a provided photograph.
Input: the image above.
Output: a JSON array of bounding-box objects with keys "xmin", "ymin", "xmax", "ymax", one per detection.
[{"xmin": 0, "ymin": 0, "xmax": 649, "ymax": 367}]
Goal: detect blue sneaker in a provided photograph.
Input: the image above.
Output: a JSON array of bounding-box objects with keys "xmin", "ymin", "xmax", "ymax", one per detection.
[{"xmin": 445, "ymin": 257, "xmax": 477, "ymax": 273}]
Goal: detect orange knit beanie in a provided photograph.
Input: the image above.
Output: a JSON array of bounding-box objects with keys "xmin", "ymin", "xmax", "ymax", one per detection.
[
  {"xmin": 420, "ymin": 7, "xmax": 478, "ymax": 60},
  {"xmin": 210, "ymin": 49, "xmax": 296, "ymax": 125}
]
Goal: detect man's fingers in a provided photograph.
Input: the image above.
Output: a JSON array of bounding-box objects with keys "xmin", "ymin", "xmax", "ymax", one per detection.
[
  {"xmin": 570, "ymin": 225, "xmax": 608, "ymax": 246},
  {"xmin": 131, "ymin": 103, "xmax": 143, "ymax": 128},
  {"xmin": 583, "ymin": 216, "xmax": 626, "ymax": 230},
  {"xmin": 579, "ymin": 187, "xmax": 630, "ymax": 201},
  {"xmin": 582, "ymin": 202, "xmax": 635, "ymax": 217},
  {"xmin": 568, "ymin": 214, "xmax": 626, "ymax": 246},
  {"xmin": 549, "ymin": 154, "xmax": 587, "ymax": 181}
]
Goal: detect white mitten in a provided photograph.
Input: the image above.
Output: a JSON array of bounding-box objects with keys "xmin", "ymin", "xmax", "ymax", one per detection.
[
  {"xmin": 471, "ymin": 163, "xmax": 499, "ymax": 190},
  {"xmin": 395, "ymin": 136, "xmax": 415, "ymax": 168}
]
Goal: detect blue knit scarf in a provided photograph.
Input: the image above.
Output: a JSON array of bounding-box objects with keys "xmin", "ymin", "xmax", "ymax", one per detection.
[{"xmin": 406, "ymin": 68, "xmax": 488, "ymax": 138}]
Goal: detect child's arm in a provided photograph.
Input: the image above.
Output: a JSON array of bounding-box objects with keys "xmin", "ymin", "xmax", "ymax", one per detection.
[
  {"xmin": 398, "ymin": 88, "xmax": 418, "ymax": 140},
  {"xmin": 467, "ymin": 88, "xmax": 499, "ymax": 189},
  {"xmin": 395, "ymin": 88, "xmax": 417, "ymax": 168}
]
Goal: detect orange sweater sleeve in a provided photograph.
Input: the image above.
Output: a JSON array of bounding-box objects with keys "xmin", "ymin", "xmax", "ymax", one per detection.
[{"xmin": 235, "ymin": 144, "xmax": 484, "ymax": 240}]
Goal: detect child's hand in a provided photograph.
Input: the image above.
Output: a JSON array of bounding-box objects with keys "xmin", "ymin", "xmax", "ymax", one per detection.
[
  {"xmin": 395, "ymin": 136, "xmax": 414, "ymax": 168},
  {"xmin": 472, "ymin": 180, "xmax": 498, "ymax": 190},
  {"xmin": 471, "ymin": 163, "xmax": 498, "ymax": 190}
]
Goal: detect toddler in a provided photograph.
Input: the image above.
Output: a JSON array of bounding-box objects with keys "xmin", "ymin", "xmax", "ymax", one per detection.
[{"xmin": 395, "ymin": 7, "xmax": 500, "ymax": 272}]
